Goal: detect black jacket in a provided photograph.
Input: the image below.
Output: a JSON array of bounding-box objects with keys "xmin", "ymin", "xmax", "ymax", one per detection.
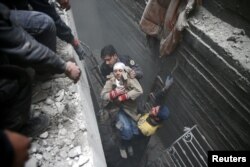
[
  {"xmin": 100, "ymin": 55, "xmax": 143, "ymax": 80},
  {"xmin": 28, "ymin": 0, "xmax": 74, "ymax": 43},
  {"xmin": 0, "ymin": 3, "xmax": 66, "ymax": 73},
  {"xmin": 0, "ymin": 0, "xmax": 74, "ymax": 43}
]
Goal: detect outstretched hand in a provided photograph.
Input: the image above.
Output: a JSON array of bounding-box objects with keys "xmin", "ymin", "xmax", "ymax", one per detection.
[
  {"xmin": 164, "ymin": 75, "xmax": 174, "ymax": 90},
  {"xmin": 65, "ymin": 61, "xmax": 81, "ymax": 83},
  {"xmin": 72, "ymin": 39, "xmax": 88, "ymax": 60}
]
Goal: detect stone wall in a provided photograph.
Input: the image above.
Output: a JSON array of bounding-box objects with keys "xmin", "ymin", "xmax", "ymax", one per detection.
[{"xmin": 114, "ymin": 0, "xmax": 250, "ymax": 165}]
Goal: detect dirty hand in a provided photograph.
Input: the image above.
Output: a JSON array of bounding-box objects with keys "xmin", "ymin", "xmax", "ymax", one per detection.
[
  {"xmin": 164, "ymin": 75, "xmax": 174, "ymax": 90},
  {"xmin": 72, "ymin": 38, "xmax": 87, "ymax": 60},
  {"xmin": 109, "ymin": 88, "xmax": 125, "ymax": 100},
  {"xmin": 65, "ymin": 61, "xmax": 81, "ymax": 83},
  {"xmin": 118, "ymin": 94, "xmax": 129, "ymax": 102},
  {"xmin": 5, "ymin": 130, "xmax": 31, "ymax": 167},
  {"xmin": 57, "ymin": 0, "xmax": 71, "ymax": 10},
  {"xmin": 129, "ymin": 70, "xmax": 136, "ymax": 79}
]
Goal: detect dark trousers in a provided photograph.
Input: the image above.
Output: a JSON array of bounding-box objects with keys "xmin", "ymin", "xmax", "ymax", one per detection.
[
  {"xmin": 0, "ymin": 65, "xmax": 32, "ymax": 131},
  {"xmin": 10, "ymin": 10, "xmax": 57, "ymax": 52}
]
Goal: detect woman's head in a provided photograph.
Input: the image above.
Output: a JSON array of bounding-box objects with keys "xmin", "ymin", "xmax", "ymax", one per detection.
[{"xmin": 113, "ymin": 62, "xmax": 125, "ymax": 80}]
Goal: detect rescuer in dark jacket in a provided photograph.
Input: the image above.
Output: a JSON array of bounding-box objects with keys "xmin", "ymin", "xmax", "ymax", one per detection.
[
  {"xmin": 100, "ymin": 45, "xmax": 143, "ymax": 81},
  {"xmin": 0, "ymin": 3, "xmax": 81, "ymax": 131}
]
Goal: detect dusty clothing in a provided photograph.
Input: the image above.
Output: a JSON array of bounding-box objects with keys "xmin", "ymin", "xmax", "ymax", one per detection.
[
  {"xmin": 140, "ymin": 0, "xmax": 201, "ymax": 57},
  {"xmin": 100, "ymin": 55, "xmax": 143, "ymax": 80},
  {"xmin": 101, "ymin": 72, "xmax": 143, "ymax": 121}
]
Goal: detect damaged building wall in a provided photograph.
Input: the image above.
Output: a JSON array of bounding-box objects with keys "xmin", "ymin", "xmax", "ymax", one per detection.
[{"xmin": 116, "ymin": 0, "xmax": 250, "ymax": 165}]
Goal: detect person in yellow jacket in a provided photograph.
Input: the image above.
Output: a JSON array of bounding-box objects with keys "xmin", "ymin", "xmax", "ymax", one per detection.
[
  {"xmin": 138, "ymin": 75, "xmax": 173, "ymax": 136},
  {"xmin": 138, "ymin": 105, "xmax": 169, "ymax": 136}
]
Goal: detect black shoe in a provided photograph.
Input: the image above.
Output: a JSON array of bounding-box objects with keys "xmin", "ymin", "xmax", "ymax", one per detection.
[{"xmin": 20, "ymin": 114, "xmax": 50, "ymax": 137}]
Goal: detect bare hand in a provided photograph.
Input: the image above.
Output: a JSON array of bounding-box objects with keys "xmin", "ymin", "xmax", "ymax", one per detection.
[
  {"xmin": 5, "ymin": 130, "xmax": 31, "ymax": 167},
  {"xmin": 65, "ymin": 61, "xmax": 81, "ymax": 83},
  {"xmin": 57, "ymin": 0, "xmax": 71, "ymax": 10},
  {"xmin": 129, "ymin": 70, "xmax": 136, "ymax": 79}
]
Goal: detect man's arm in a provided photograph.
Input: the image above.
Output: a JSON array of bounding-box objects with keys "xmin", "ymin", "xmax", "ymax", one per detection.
[
  {"xmin": 124, "ymin": 78, "xmax": 143, "ymax": 100},
  {"xmin": 0, "ymin": 3, "xmax": 81, "ymax": 82},
  {"xmin": 0, "ymin": 3, "xmax": 65, "ymax": 73},
  {"xmin": 154, "ymin": 76, "xmax": 174, "ymax": 105},
  {"xmin": 121, "ymin": 55, "xmax": 143, "ymax": 79}
]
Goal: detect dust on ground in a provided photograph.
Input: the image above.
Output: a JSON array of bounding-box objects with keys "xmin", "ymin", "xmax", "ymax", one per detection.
[{"xmin": 190, "ymin": 7, "xmax": 250, "ymax": 71}]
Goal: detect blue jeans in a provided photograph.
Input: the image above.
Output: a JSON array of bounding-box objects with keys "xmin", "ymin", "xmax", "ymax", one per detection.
[
  {"xmin": 116, "ymin": 108, "xmax": 139, "ymax": 140},
  {"xmin": 10, "ymin": 10, "xmax": 57, "ymax": 52}
]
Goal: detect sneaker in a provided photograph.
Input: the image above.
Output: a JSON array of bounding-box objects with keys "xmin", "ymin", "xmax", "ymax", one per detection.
[
  {"xmin": 127, "ymin": 146, "xmax": 134, "ymax": 156},
  {"xmin": 20, "ymin": 114, "xmax": 50, "ymax": 137},
  {"xmin": 119, "ymin": 147, "xmax": 128, "ymax": 159}
]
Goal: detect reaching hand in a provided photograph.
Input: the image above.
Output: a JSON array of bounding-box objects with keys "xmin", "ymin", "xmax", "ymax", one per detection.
[
  {"xmin": 129, "ymin": 70, "xmax": 136, "ymax": 79},
  {"xmin": 72, "ymin": 38, "xmax": 87, "ymax": 60},
  {"xmin": 164, "ymin": 75, "xmax": 174, "ymax": 90},
  {"xmin": 65, "ymin": 61, "xmax": 81, "ymax": 83},
  {"xmin": 5, "ymin": 130, "xmax": 31, "ymax": 167},
  {"xmin": 57, "ymin": 0, "xmax": 71, "ymax": 10}
]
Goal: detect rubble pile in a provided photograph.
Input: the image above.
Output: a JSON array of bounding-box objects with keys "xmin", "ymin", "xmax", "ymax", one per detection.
[{"xmin": 25, "ymin": 39, "xmax": 92, "ymax": 167}]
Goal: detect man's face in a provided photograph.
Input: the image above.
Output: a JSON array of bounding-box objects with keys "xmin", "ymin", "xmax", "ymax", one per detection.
[
  {"xmin": 103, "ymin": 54, "xmax": 117, "ymax": 67},
  {"xmin": 114, "ymin": 69, "xmax": 123, "ymax": 80},
  {"xmin": 149, "ymin": 106, "xmax": 160, "ymax": 121}
]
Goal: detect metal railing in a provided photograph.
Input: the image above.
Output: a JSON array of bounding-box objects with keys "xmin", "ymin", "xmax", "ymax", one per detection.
[{"xmin": 147, "ymin": 125, "xmax": 213, "ymax": 167}]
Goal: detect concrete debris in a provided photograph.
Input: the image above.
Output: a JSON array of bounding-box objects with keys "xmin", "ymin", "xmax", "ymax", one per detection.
[
  {"xmin": 25, "ymin": 157, "xmax": 38, "ymax": 167},
  {"xmin": 55, "ymin": 102, "xmax": 65, "ymax": 113},
  {"xmin": 55, "ymin": 89, "xmax": 65, "ymax": 102},
  {"xmin": 45, "ymin": 98, "xmax": 54, "ymax": 105},
  {"xmin": 190, "ymin": 7, "xmax": 250, "ymax": 71},
  {"xmin": 42, "ymin": 105, "xmax": 57, "ymax": 116},
  {"xmin": 58, "ymin": 128, "xmax": 68, "ymax": 136},
  {"xmin": 32, "ymin": 91, "xmax": 48, "ymax": 104},
  {"xmin": 23, "ymin": 4, "xmax": 106, "ymax": 166},
  {"xmin": 41, "ymin": 81, "xmax": 52, "ymax": 90},
  {"xmin": 26, "ymin": 37, "xmax": 91, "ymax": 167},
  {"xmin": 39, "ymin": 131, "xmax": 49, "ymax": 139},
  {"xmin": 68, "ymin": 146, "xmax": 82, "ymax": 158}
]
